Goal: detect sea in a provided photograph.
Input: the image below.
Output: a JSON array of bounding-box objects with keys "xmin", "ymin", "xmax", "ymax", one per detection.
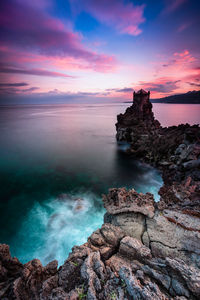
[{"xmin": 0, "ymin": 103, "xmax": 199, "ymax": 265}]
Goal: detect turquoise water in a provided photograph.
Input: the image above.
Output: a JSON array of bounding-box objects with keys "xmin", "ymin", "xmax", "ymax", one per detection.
[{"xmin": 0, "ymin": 103, "xmax": 199, "ymax": 265}]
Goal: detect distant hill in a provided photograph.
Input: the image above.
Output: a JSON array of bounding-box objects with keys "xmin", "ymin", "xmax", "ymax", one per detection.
[{"xmin": 151, "ymin": 90, "xmax": 200, "ymax": 104}]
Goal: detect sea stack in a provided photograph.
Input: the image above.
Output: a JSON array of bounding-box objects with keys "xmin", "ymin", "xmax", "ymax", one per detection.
[{"xmin": 116, "ymin": 89, "xmax": 160, "ymax": 142}]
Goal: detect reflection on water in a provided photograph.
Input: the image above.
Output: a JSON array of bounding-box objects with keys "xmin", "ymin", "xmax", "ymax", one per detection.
[
  {"xmin": 153, "ymin": 103, "xmax": 200, "ymax": 127},
  {"xmin": 0, "ymin": 102, "xmax": 199, "ymax": 265}
]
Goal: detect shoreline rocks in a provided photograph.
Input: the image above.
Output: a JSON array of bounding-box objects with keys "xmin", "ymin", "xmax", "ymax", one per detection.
[{"xmin": 1, "ymin": 200, "xmax": 200, "ymax": 299}]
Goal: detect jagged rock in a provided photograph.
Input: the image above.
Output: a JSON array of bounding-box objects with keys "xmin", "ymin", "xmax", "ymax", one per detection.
[
  {"xmin": 162, "ymin": 209, "xmax": 200, "ymax": 232},
  {"xmin": 88, "ymin": 224, "xmax": 125, "ymax": 260},
  {"xmin": 58, "ymin": 259, "xmax": 82, "ymax": 292},
  {"xmin": 103, "ymin": 188, "xmax": 155, "ymax": 218},
  {"xmin": 166, "ymin": 258, "xmax": 200, "ymax": 297},
  {"xmin": 171, "ymin": 278, "xmax": 190, "ymax": 298},
  {"xmin": 183, "ymin": 158, "xmax": 200, "ymax": 170},
  {"xmin": 141, "ymin": 264, "xmax": 171, "ymax": 290},
  {"xmin": 0, "ymin": 212, "xmax": 199, "ymax": 299},
  {"xmin": 119, "ymin": 266, "xmax": 167, "ymax": 300},
  {"xmin": 106, "ymin": 253, "xmax": 132, "ymax": 274},
  {"xmin": 81, "ymin": 252, "xmax": 103, "ymax": 299},
  {"xmin": 146, "ymin": 211, "xmax": 200, "ymax": 267},
  {"xmin": 41, "ymin": 275, "xmax": 59, "ymax": 300},
  {"xmin": 100, "ymin": 223, "xmax": 125, "ymax": 246},
  {"xmin": 105, "ymin": 211, "xmax": 145, "ymax": 241},
  {"xmin": 119, "ymin": 237, "xmax": 152, "ymax": 261}
]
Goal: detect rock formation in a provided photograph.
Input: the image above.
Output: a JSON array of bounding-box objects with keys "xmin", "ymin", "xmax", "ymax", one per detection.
[
  {"xmin": 116, "ymin": 89, "xmax": 160, "ymax": 142},
  {"xmin": 0, "ymin": 89, "xmax": 200, "ymax": 299},
  {"xmin": 1, "ymin": 189, "xmax": 200, "ymax": 299},
  {"xmin": 116, "ymin": 90, "xmax": 200, "ymax": 213}
]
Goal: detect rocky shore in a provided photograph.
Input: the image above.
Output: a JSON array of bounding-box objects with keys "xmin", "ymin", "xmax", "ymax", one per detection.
[{"xmin": 0, "ymin": 90, "xmax": 200, "ymax": 299}]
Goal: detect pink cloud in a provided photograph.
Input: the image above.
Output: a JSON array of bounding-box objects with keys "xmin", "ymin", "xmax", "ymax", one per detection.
[
  {"xmin": 177, "ymin": 22, "xmax": 192, "ymax": 33},
  {"xmin": 147, "ymin": 50, "xmax": 200, "ymax": 97},
  {"xmin": 163, "ymin": 0, "xmax": 187, "ymax": 14},
  {"xmin": 0, "ymin": 0, "xmax": 117, "ymax": 73},
  {"xmin": 70, "ymin": 0, "xmax": 145, "ymax": 36},
  {"xmin": 183, "ymin": 66, "xmax": 200, "ymax": 83},
  {"xmin": 155, "ymin": 50, "xmax": 196, "ymax": 78}
]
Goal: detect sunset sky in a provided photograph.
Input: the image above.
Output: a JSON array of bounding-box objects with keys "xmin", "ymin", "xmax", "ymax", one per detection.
[{"xmin": 0, "ymin": 0, "xmax": 200, "ymax": 103}]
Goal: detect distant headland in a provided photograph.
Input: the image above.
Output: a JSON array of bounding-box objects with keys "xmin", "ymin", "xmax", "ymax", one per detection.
[{"xmin": 124, "ymin": 90, "xmax": 200, "ymax": 104}]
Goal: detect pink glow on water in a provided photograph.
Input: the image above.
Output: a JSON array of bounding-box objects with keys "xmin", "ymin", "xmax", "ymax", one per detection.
[{"xmin": 153, "ymin": 103, "xmax": 200, "ymax": 127}]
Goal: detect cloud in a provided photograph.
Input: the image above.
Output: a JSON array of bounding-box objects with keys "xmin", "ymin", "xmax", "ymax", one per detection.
[
  {"xmin": 0, "ymin": 65, "xmax": 74, "ymax": 78},
  {"xmin": 154, "ymin": 50, "xmax": 198, "ymax": 91},
  {"xmin": 22, "ymin": 87, "xmax": 39, "ymax": 92},
  {"xmin": 117, "ymin": 87, "xmax": 133, "ymax": 93},
  {"xmin": 0, "ymin": 82, "xmax": 28, "ymax": 87},
  {"xmin": 177, "ymin": 22, "xmax": 192, "ymax": 33},
  {"xmin": 106, "ymin": 87, "xmax": 133, "ymax": 93},
  {"xmin": 0, "ymin": 88, "xmax": 114, "ymax": 103},
  {"xmin": 163, "ymin": 0, "xmax": 187, "ymax": 14},
  {"xmin": 0, "ymin": 0, "xmax": 116, "ymax": 72},
  {"xmin": 0, "ymin": 85, "xmax": 39, "ymax": 95},
  {"xmin": 70, "ymin": 0, "xmax": 145, "ymax": 36},
  {"xmin": 186, "ymin": 82, "xmax": 200, "ymax": 87},
  {"xmin": 136, "ymin": 78, "xmax": 181, "ymax": 94},
  {"xmin": 162, "ymin": 50, "xmax": 195, "ymax": 68}
]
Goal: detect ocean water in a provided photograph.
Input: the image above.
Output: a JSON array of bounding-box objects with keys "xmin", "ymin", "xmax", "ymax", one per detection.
[{"xmin": 0, "ymin": 103, "xmax": 199, "ymax": 265}]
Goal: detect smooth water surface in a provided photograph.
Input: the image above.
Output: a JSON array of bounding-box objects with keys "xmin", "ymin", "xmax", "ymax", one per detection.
[{"xmin": 0, "ymin": 103, "xmax": 199, "ymax": 265}]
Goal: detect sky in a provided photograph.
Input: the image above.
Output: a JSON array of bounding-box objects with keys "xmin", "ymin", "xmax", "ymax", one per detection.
[{"xmin": 0, "ymin": 0, "xmax": 200, "ymax": 103}]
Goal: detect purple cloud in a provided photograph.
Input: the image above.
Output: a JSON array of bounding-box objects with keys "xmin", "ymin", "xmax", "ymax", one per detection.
[
  {"xmin": 0, "ymin": 86, "xmax": 39, "ymax": 95},
  {"xmin": 0, "ymin": 65, "xmax": 74, "ymax": 78},
  {"xmin": 106, "ymin": 87, "xmax": 133, "ymax": 93},
  {"xmin": 137, "ymin": 79, "xmax": 181, "ymax": 93},
  {"xmin": 187, "ymin": 82, "xmax": 200, "ymax": 87},
  {"xmin": 163, "ymin": 0, "xmax": 187, "ymax": 14},
  {"xmin": 0, "ymin": 82, "xmax": 28, "ymax": 87},
  {"xmin": 70, "ymin": 0, "xmax": 145, "ymax": 36},
  {"xmin": 0, "ymin": 0, "xmax": 116, "ymax": 72},
  {"xmin": 22, "ymin": 87, "xmax": 39, "ymax": 92},
  {"xmin": 117, "ymin": 87, "xmax": 133, "ymax": 93}
]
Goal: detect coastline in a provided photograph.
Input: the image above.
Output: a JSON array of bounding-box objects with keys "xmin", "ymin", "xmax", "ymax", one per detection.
[{"xmin": 124, "ymin": 101, "xmax": 200, "ymax": 104}]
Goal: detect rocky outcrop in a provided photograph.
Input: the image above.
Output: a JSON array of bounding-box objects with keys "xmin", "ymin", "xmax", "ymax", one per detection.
[
  {"xmin": 0, "ymin": 90, "xmax": 200, "ymax": 299},
  {"xmin": 104, "ymin": 188, "xmax": 200, "ymax": 270},
  {"xmin": 116, "ymin": 90, "xmax": 160, "ymax": 143},
  {"xmin": 116, "ymin": 90, "xmax": 200, "ymax": 214}
]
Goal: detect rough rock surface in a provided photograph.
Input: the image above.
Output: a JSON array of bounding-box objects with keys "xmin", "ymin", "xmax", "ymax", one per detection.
[
  {"xmin": 1, "ymin": 189, "xmax": 200, "ymax": 299},
  {"xmin": 1, "ymin": 90, "xmax": 200, "ymax": 299}
]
